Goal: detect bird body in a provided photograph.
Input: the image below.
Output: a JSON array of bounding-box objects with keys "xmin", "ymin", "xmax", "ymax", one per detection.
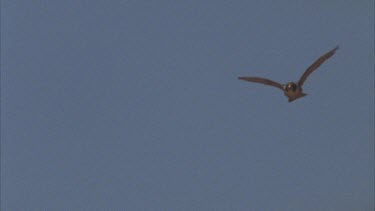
[
  {"xmin": 239, "ymin": 46, "xmax": 338, "ymax": 102},
  {"xmin": 283, "ymin": 82, "xmax": 306, "ymax": 102}
]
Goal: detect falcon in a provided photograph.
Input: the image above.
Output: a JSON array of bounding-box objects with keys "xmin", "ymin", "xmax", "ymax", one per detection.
[{"xmin": 238, "ymin": 46, "xmax": 339, "ymax": 102}]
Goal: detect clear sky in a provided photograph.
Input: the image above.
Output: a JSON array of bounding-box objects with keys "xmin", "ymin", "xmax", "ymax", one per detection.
[{"xmin": 2, "ymin": 1, "xmax": 374, "ymax": 210}]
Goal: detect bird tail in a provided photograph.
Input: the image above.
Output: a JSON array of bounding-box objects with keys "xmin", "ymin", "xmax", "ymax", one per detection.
[{"xmin": 288, "ymin": 93, "xmax": 307, "ymax": 102}]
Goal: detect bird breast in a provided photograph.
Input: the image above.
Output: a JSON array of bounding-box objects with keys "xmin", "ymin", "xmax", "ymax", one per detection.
[{"xmin": 284, "ymin": 89, "xmax": 301, "ymax": 98}]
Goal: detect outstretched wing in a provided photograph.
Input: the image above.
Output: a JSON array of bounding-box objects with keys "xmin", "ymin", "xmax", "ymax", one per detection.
[
  {"xmin": 298, "ymin": 46, "xmax": 339, "ymax": 87},
  {"xmin": 238, "ymin": 76, "xmax": 284, "ymax": 91}
]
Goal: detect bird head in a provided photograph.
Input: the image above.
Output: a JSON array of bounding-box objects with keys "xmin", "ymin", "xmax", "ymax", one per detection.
[{"xmin": 284, "ymin": 82, "xmax": 297, "ymax": 92}]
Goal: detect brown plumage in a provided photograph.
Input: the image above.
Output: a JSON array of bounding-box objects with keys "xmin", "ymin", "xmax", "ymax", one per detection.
[{"xmin": 239, "ymin": 46, "xmax": 339, "ymax": 102}]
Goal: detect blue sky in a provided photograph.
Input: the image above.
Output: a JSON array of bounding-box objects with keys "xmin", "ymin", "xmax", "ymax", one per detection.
[{"xmin": 2, "ymin": 1, "xmax": 374, "ymax": 210}]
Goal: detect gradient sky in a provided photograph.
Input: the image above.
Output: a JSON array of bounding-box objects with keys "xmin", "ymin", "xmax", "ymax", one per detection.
[{"xmin": 2, "ymin": 1, "xmax": 374, "ymax": 210}]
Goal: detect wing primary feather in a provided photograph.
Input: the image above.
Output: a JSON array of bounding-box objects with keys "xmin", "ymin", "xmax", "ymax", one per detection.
[{"xmin": 298, "ymin": 46, "xmax": 339, "ymax": 87}]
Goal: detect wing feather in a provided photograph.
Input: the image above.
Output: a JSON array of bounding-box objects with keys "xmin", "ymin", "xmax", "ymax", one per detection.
[
  {"xmin": 238, "ymin": 76, "xmax": 284, "ymax": 91},
  {"xmin": 298, "ymin": 46, "xmax": 339, "ymax": 87}
]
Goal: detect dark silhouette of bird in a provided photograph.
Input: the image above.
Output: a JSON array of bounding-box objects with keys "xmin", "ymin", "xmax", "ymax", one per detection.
[{"xmin": 239, "ymin": 46, "xmax": 339, "ymax": 102}]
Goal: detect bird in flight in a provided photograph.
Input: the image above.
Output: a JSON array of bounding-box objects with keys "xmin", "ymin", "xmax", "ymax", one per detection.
[{"xmin": 238, "ymin": 46, "xmax": 339, "ymax": 102}]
